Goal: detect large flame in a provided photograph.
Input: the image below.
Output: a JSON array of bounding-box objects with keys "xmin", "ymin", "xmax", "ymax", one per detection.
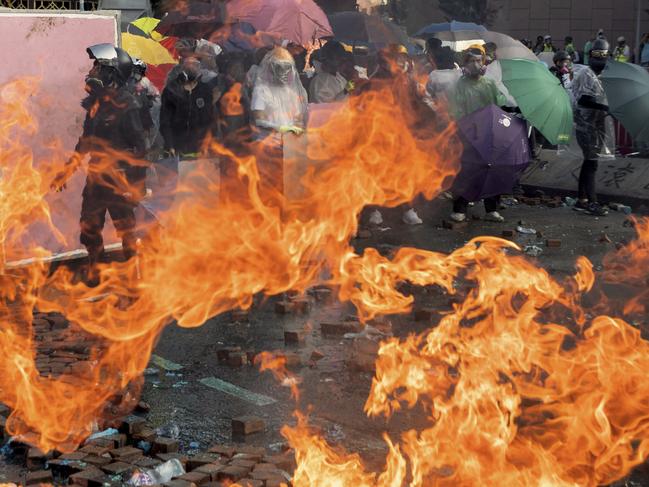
[
  {"xmin": 3, "ymin": 68, "xmax": 649, "ymax": 487},
  {"xmin": 0, "ymin": 75, "xmax": 457, "ymax": 451}
]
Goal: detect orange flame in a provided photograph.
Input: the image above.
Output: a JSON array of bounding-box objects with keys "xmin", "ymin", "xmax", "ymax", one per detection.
[{"xmin": 3, "ymin": 67, "xmax": 649, "ymax": 487}]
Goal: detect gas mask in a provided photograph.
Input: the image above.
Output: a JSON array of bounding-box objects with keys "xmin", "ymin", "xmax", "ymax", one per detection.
[
  {"xmin": 270, "ymin": 60, "xmax": 292, "ymax": 85},
  {"xmin": 589, "ymin": 50, "xmax": 608, "ymax": 75},
  {"xmin": 178, "ymin": 59, "xmax": 201, "ymax": 84},
  {"xmin": 85, "ymin": 62, "xmax": 114, "ymax": 94}
]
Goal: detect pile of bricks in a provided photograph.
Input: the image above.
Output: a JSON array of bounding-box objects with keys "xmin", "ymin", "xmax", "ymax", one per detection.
[
  {"xmin": 31, "ymin": 312, "xmax": 107, "ymax": 380},
  {"xmin": 2, "ymin": 404, "xmax": 295, "ymax": 487}
]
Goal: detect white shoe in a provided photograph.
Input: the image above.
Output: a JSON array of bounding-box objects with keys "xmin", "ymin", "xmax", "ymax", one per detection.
[
  {"xmin": 485, "ymin": 211, "xmax": 505, "ymax": 222},
  {"xmin": 449, "ymin": 212, "xmax": 466, "ymax": 223},
  {"xmin": 369, "ymin": 210, "xmax": 383, "ymax": 225},
  {"xmin": 402, "ymin": 208, "xmax": 423, "ymax": 225}
]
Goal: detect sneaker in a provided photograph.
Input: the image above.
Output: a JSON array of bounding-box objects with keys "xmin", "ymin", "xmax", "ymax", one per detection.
[
  {"xmin": 585, "ymin": 202, "xmax": 609, "ymax": 216},
  {"xmin": 484, "ymin": 211, "xmax": 505, "ymax": 222},
  {"xmin": 573, "ymin": 199, "xmax": 589, "ymax": 212},
  {"xmin": 369, "ymin": 210, "xmax": 383, "ymax": 225},
  {"xmin": 402, "ymin": 208, "xmax": 423, "ymax": 225},
  {"xmin": 449, "ymin": 212, "xmax": 466, "ymax": 223}
]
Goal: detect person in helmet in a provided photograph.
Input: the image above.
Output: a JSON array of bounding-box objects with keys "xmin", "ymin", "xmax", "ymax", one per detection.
[
  {"xmin": 571, "ymin": 37, "xmax": 610, "ymax": 216},
  {"xmin": 128, "ymin": 58, "xmax": 161, "ymax": 153},
  {"xmin": 542, "ymin": 35, "xmax": 556, "ymax": 53},
  {"xmin": 549, "ymin": 50, "xmax": 573, "ymax": 88},
  {"xmin": 613, "ymin": 36, "xmax": 631, "ymax": 62},
  {"xmin": 51, "ymin": 44, "xmax": 148, "ymax": 286},
  {"xmin": 449, "ymin": 47, "xmax": 509, "ymax": 224}
]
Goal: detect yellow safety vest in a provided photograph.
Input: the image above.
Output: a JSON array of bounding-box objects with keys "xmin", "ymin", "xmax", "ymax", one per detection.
[{"xmin": 614, "ymin": 47, "xmax": 629, "ymax": 62}]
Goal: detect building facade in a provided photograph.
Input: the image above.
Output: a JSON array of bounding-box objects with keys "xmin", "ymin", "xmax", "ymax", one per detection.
[{"xmin": 404, "ymin": 0, "xmax": 649, "ymax": 54}]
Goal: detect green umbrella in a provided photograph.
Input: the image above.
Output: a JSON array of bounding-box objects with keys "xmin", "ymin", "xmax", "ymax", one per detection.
[
  {"xmin": 601, "ymin": 60, "xmax": 649, "ymax": 143},
  {"xmin": 499, "ymin": 59, "xmax": 573, "ymax": 145}
]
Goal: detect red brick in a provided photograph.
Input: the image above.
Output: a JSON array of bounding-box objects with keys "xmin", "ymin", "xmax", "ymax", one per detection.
[
  {"xmin": 109, "ymin": 446, "xmax": 143, "ymax": 459},
  {"xmin": 442, "ymin": 219, "xmax": 468, "ymax": 230},
  {"xmin": 283, "ymin": 330, "xmax": 305, "ymax": 345},
  {"xmin": 177, "ymin": 471, "xmax": 211, "ymax": 485},
  {"xmin": 274, "ymin": 301, "xmax": 294, "ymax": 314},
  {"xmin": 545, "ymin": 239, "xmax": 562, "ymax": 248},
  {"xmin": 133, "ymin": 427, "xmax": 157, "ymax": 443},
  {"xmin": 119, "ymin": 415, "xmax": 147, "ymax": 435},
  {"xmin": 217, "ymin": 347, "xmax": 241, "ymax": 362},
  {"xmin": 60, "ymin": 451, "xmax": 88, "ymax": 461},
  {"xmin": 79, "ymin": 444, "xmax": 112, "ymax": 456},
  {"xmin": 264, "ymin": 453, "xmax": 295, "ymax": 472},
  {"xmin": 84, "ymin": 455, "xmax": 112, "ymax": 468},
  {"xmin": 227, "ymin": 352, "xmax": 248, "ymax": 367},
  {"xmin": 217, "ymin": 465, "xmax": 249, "ymax": 482},
  {"xmin": 187, "ymin": 453, "xmax": 220, "ymax": 471},
  {"xmin": 102, "ymin": 433, "xmax": 127, "ymax": 449},
  {"xmin": 232, "ymin": 416, "xmax": 265, "ymax": 436},
  {"xmin": 290, "ymin": 297, "xmax": 311, "ymax": 314},
  {"xmin": 250, "ymin": 469, "xmax": 286, "ymax": 483},
  {"xmin": 69, "ymin": 466, "xmax": 105, "ymax": 487},
  {"xmin": 195, "ymin": 463, "xmax": 225, "ymax": 481},
  {"xmin": 229, "ymin": 459, "xmax": 257, "ymax": 471},
  {"xmin": 310, "ymin": 349, "xmax": 325, "ymax": 362},
  {"xmin": 163, "ymin": 481, "xmax": 197, "ymax": 487},
  {"xmin": 26, "ymin": 447, "xmax": 47, "ymax": 470},
  {"xmin": 133, "ymin": 456, "xmax": 162, "ymax": 469},
  {"xmin": 233, "ymin": 449, "xmax": 265, "ymax": 461},
  {"xmin": 501, "ymin": 229, "xmax": 515, "ymax": 238},
  {"xmin": 25, "ymin": 469, "xmax": 53, "ymax": 485},
  {"xmin": 208, "ymin": 445, "xmax": 235, "ymax": 458},
  {"xmin": 101, "ymin": 461, "xmax": 133, "ymax": 476},
  {"xmin": 320, "ymin": 321, "xmax": 362, "ymax": 336},
  {"xmin": 152, "ymin": 436, "xmax": 180, "ymax": 454}
]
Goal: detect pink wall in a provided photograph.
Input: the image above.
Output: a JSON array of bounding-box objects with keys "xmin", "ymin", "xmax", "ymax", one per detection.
[{"xmin": 0, "ymin": 11, "xmax": 119, "ymax": 256}]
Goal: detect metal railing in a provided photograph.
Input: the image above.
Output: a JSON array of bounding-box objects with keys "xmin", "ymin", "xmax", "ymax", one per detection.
[{"xmin": 0, "ymin": 0, "xmax": 98, "ymax": 9}]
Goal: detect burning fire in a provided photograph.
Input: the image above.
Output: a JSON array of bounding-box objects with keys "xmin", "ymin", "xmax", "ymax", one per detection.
[{"xmin": 1, "ymin": 68, "xmax": 649, "ymax": 487}]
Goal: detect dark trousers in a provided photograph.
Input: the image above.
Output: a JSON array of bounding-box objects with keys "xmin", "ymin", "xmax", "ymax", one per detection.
[
  {"xmin": 578, "ymin": 159, "xmax": 598, "ymax": 202},
  {"xmin": 453, "ymin": 195, "xmax": 500, "ymax": 214},
  {"xmin": 80, "ymin": 179, "xmax": 137, "ymax": 262}
]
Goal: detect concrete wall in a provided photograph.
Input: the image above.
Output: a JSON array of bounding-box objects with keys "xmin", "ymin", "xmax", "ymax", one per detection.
[
  {"xmin": 0, "ymin": 10, "xmax": 120, "ymax": 255},
  {"xmin": 405, "ymin": 0, "xmax": 649, "ymax": 55}
]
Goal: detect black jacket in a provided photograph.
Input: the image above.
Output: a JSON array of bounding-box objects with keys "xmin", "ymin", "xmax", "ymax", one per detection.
[
  {"xmin": 160, "ymin": 74, "xmax": 220, "ymax": 154},
  {"xmin": 77, "ymin": 87, "xmax": 147, "ymax": 157}
]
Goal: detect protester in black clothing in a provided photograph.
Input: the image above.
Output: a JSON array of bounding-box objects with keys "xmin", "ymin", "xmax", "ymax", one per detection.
[
  {"xmin": 52, "ymin": 44, "xmax": 147, "ymax": 286},
  {"xmin": 549, "ymin": 50, "xmax": 573, "ymax": 88},
  {"xmin": 160, "ymin": 56, "xmax": 222, "ymax": 158}
]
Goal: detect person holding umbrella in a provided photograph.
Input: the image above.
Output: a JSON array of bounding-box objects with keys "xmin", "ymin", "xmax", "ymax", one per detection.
[
  {"xmin": 449, "ymin": 46, "xmax": 509, "ymax": 223},
  {"xmin": 571, "ymin": 38, "xmax": 610, "ymax": 216}
]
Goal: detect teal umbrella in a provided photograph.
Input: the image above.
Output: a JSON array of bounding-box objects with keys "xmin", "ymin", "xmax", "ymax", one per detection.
[
  {"xmin": 498, "ymin": 59, "xmax": 573, "ymax": 145},
  {"xmin": 601, "ymin": 60, "xmax": 649, "ymax": 143}
]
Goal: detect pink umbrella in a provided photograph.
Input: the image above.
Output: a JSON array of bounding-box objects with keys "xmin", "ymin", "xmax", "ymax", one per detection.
[{"xmin": 226, "ymin": 0, "xmax": 333, "ymax": 45}]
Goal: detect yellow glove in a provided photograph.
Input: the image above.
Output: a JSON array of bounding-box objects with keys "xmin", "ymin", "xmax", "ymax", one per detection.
[
  {"xmin": 279, "ymin": 125, "xmax": 304, "ymax": 135},
  {"xmin": 346, "ymin": 80, "xmax": 356, "ymax": 93}
]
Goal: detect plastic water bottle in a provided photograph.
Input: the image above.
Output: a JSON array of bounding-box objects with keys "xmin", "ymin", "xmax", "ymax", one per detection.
[{"xmin": 130, "ymin": 459, "xmax": 185, "ymax": 485}]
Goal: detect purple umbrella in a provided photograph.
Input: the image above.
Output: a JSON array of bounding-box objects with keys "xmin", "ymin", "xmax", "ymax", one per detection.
[
  {"xmin": 226, "ymin": 0, "xmax": 333, "ymax": 45},
  {"xmin": 453, "ymin": 104, "xmax": 530, "ymax": 202}
]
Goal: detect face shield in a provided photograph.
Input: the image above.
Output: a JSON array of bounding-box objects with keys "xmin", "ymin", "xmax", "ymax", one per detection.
[{"xmin": 270, "ymin": 60, "xmax": 293, "ymax": 85}]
